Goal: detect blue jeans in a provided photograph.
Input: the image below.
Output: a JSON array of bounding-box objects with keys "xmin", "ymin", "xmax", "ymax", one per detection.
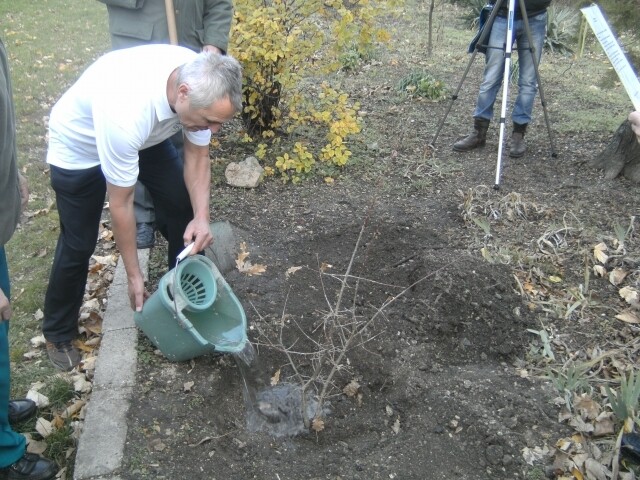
[{"xmin": 473, "ymin": 11, "xmax": 547, "ymax": 125}]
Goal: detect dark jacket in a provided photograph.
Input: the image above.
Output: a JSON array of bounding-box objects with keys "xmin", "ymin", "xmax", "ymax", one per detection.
[
  {"xmin": 0, "ymin": 38, "xmax": 21, "ymax": 246},
  {"xmin": 99, "ymin": 0, "xmax": 233, "ymax": 53},
  {"xmin": 493, "ymin": 0, "xmax": 552, "ymax": 19}
]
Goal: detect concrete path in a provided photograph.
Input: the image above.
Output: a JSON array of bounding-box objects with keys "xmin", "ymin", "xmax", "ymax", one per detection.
[{"xmin": 73, "ymin": 250, "xmax": 148, "ymax": 480}]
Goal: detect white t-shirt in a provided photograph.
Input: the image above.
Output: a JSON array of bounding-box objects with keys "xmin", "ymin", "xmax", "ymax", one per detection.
[{"xmin": 46, "ymin": 44, "xmax": 211, "ymax": 187}]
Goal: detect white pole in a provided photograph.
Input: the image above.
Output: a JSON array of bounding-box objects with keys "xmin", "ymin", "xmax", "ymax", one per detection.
[{"xmin": 494, "ymin": 0, "xmax": 517, "ymax": 189}]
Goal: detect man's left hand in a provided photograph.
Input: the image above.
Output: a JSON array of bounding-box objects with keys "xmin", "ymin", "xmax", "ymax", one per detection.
[
  {"xmin": 183, "ymin": 218, "xmax": 213, "ymax": 255},
  {"xmin": 202, "ymin": 45, "xmax": 222, "ymax": 55}
]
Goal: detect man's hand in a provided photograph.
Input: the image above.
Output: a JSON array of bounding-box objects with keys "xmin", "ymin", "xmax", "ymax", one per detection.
[
  {"xmin": 127, "ymin": 272, "xmax": 149, "ymax": 312},
  {"xmin": 629, "ymin": 111, "xmax": 640, "ymax": 144},
  {"xmin": 202, "ymin": 45, "xmax": 222, "ymax": 55},
  {"xmin": 18, "ymin": 173, "xmax": 29, "ymax": 212},
  {"xmin": 0, "ymin": 287, "xmax": 11, "ymax": 322},
  {"xmin": 183, "ymin": 217, "xmax": 213, "ymax": 255}
]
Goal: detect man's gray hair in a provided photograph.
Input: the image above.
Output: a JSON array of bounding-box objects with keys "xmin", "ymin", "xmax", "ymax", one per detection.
[{"xmin": 177, "ymin": 52, "xmax": 243, "ymax": 112}]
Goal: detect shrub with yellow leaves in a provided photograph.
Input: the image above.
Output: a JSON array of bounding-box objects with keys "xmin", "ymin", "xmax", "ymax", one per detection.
[{"xmin": 229, "ymin": 0, "xmax": 398, "ymax": 181}]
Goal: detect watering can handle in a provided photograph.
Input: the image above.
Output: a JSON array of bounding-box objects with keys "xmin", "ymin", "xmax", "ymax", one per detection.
[{"xmin": 176, "ymin": 242, "xmax": 195, "ymax": 263}]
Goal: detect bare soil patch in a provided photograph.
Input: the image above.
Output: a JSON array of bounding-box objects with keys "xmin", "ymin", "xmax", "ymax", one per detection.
[{"xmin": 119, "ymin": 4, "xmax": 640, "ymax": 480}]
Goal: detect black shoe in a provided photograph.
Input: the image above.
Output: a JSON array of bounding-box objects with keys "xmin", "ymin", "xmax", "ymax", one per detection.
[
  {"xmin": 0, "ymin": 452, "xmax": 57, "ymax": 480},
  {"xmin": 8, "ymin": 399, "xmax": 36, "ymax": 424},
  {"xmin": 136, "ymin": 222, "xmax": 155, "ymax": 249},
  {"xmin": 45, "ymin": 340, "xmax": 82, "ymax": 371}
]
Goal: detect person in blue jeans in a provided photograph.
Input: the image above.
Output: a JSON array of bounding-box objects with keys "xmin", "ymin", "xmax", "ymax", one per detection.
[
  {"xmin": 0, "ymin": 37, "xmax": 58, "ymax": 480},
  {"xmin": 453, "ymin": 0, "xmax": 552, "ymax": 157}
]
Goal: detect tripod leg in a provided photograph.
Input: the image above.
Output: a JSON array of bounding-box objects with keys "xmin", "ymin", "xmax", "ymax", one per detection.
[
  {"xmin": 430, "ymin": 50, "xmax": 482, "ymax": 148},
  {"xmin": 429, "ymin": 0, "xmax": 505, "ymax": 148},
  {"xmin": 494, "ymin": 0, "xmax": 517, "ymax": 189},
  {"xmin": 517, "ymin": 0, "xmax": 558, "ymax": 157}
]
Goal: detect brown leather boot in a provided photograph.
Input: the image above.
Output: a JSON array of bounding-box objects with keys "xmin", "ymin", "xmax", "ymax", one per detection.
[
  {"xmin": 453, "ymin": 118, "xmax": 490, "ymax": 152},
  {"xmin": 509, "ymin": 122, "xmax": 527, "ymax": 158}
]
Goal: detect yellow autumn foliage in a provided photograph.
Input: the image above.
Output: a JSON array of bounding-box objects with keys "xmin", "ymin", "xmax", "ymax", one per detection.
[{"xmin": 229, "ymin": 0, "xmax": 400, "ymax": 181}]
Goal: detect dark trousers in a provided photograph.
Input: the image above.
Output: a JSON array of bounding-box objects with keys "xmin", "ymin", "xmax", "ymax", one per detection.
[{"xmin": 43, "ymin": 139, "xmax": 193, "ymax": 342}]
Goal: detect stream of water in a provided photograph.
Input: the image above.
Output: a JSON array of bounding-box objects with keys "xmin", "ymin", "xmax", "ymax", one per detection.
[{"xmin": 233, "ymin": 342, "xmax": 322, "ymax": 437}]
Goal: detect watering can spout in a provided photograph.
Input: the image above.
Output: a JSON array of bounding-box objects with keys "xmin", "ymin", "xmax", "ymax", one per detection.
[{"xmin": 134, "ymin": 255, "xmax": 248, "ymax": 362}]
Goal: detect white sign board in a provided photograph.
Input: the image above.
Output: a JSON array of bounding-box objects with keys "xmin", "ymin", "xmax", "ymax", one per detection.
[{"xmin": 581, "ymin": 4, "xmax": 640, "ymax": 110}]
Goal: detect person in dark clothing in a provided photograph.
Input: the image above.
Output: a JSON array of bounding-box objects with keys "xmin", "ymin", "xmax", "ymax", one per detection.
[
  {"xmin": 453, "ymin": 0, "xmax": 552, "ymax": 157},
  {"xmin": 0, "ymin": 36, "xmax": 58, "ymax": 480}
]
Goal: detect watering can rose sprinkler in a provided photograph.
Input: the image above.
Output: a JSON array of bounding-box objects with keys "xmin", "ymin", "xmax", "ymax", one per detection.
[{"xmin": 134, "ymin": 242, "xmax": 249, "ymax": 362}]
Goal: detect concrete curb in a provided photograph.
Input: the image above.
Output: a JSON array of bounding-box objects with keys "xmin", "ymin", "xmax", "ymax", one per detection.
[{"xmin": 74, "ymin": 250, "xmax": 148, "ymax": 480}]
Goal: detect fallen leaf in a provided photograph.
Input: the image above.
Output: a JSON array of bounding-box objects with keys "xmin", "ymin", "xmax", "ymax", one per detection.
[
  {"xmin": 584, "ymin": 457, "xmax": 609, "ymax": 480},
  {"xmin": 72, "ymin": 374, "xmax": 92, "ymax": 393},
  {"xmin": 569, "ymin": 415, "xmax": 594, "ymax": 433},
  {"xmin": 593, "ymin": 242, "xmax": 608, "ymax": 264},
  {"xmin": 609, "ymin": 267, "xmax": 628, "ymax": 286},
  {"xmin": 343, "ymin": 380, "xmax": 360, "ymax": 398},
  {"xmin": 571, "ymin": 467, "xmax": 584, "ymax": 480},
  {"xmin": 392, "ymin": 417, "xmax": 401, "ymax": 435},
  {"xmin": 35, "ymin": 418, "xmax": 53, "ymax": 438},
  {"xmin": 25, "ymin": 437, "xmax": 48, "ymax": 455},
  {"xmin": 522, "ymin": 445, "xmax": 550, "ymax": 466},
  {"xmin": 619, "ymin": 287, "xmax": 640, "ymax": 308},
  {"xmin": 311, "ymin": 417, "xmax": 325, "ymax": 432},
  {"xmin": 22, "ymin": 350, "xmax": 40, "ymax": 360},
  {"xmin": 285, "ymin": 266, "xmax": 302, "ymax": 278},
  {"xmin": 26, "ymin": 390, "xmax": 50, "ymax": 408},
  {"xmin": 319, "ymin": 262, "xmax": 332, "ymax": 272},
  {"xmin": 61, "ymin": 400, "xmax": 86, "ymax": 419},
  {"xmin": 574, "ymin": 394, "xmax": 600, "ymax": 420},
  {"xmin": 235, "ymin": 242, "xmax": 267, "ymax": 276},
  {"xmin": 593, "ymin": 414, "xmax": 615, "ymax": 437},
  {"xmin": 592, "ymin": 265, "xmax": 607, "ymax": 277},
  {"xmin": 81, "ymin": 356, "xmax": 97, "ymax": 372},
  {"xmin": 615, "ymin": 310, "xmax": 640, "ymax": 324},
  {"xmin": 270, "ymin": 369, "xmax": 280, "ymax": 386}
]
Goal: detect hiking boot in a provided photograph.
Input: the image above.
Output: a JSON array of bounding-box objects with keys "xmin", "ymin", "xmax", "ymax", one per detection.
[
  {"xmin": 45, "ymin": 340, "xmax": 81, "ymax": 371},
  {"xmin": 453, "ymin": 118, "xmax": 490, "ymax": 152},
  {"xmin": 0, "ymin": 452, "xmax": 58, "ymax": 480},
  {"xmin": 509, "ymin": 122, "xmax": 528, "ymax": 158},
  {"xmin": 8, "ymin": 399, "xmax": 36, "ymax": 425},
  {"xmin": 136, "ymin": 222, "xmax": 155, "ymax": 249}
]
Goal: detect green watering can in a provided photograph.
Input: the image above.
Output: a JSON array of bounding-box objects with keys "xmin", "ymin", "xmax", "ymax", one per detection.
[{"xmin": 134, "ymin": 245, "xmax": 248, "ymax": 362}]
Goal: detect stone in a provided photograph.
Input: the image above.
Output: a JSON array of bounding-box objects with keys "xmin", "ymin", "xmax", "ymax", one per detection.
[{"xmin": 225, "ymin": 156, "xmax": 264, "ymax": 188}]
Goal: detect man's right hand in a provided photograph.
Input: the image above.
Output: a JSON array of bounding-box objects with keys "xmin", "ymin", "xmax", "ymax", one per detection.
[{"xmin": 127, "ymin": 272, "xmax": 149, "ymax": 312}]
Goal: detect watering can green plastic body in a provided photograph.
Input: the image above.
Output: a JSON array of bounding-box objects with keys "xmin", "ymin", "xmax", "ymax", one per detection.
[{"xmin": 134, "ymin": 254, "xmax": 248, "ymax": 362}]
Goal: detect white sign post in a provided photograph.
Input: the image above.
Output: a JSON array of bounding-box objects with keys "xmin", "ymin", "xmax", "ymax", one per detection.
[{"xmin": 581, "ymin": 4, "xmax": 640, "ymax": 110}]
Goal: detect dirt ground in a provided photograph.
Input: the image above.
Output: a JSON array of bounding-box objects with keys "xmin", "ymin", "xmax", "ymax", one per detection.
[{"xmin": 119, "ymin": 4, "xmax": 640, "ymax": 480}]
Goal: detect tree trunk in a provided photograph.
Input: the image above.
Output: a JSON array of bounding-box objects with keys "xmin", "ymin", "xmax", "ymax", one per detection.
[{"xmin": 590, "ymin": 120, "xmax": 640, "ymax": 182}]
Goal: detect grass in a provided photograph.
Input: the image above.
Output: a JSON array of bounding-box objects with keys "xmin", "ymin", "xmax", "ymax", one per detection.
[
  {"xmin": 2, "ymin": 0, "xmax": 109, "ymax": 474},
  {"xmin": 3, "ymin": 0, "xmax": 109, "ymax": 379}
]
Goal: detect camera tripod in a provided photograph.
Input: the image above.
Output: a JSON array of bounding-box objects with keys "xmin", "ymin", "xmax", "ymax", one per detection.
[{"xmin": 430, "ymin": 0, "xmax": 557, "ymax": 189}]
